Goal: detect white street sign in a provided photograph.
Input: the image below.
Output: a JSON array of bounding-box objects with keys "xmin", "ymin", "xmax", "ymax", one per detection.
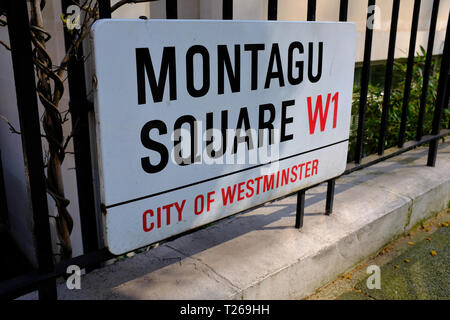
[{"xmin": 91, "ymin": 19, "xmax": 357, "ymax": 254}]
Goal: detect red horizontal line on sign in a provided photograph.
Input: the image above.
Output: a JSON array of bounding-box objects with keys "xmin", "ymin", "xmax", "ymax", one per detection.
[{"xmin": 105, "ymin": 139, "xmax": 348, "ymax": 209}]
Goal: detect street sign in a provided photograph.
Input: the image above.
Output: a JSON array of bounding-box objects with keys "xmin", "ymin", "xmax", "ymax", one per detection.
[{"xmin": 91, "ymin": 19, "xmax": 357, "ymax": 254}]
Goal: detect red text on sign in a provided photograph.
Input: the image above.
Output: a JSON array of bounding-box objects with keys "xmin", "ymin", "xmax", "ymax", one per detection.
[
  {"xmin": 307, "ymin": 92, "xmax": 339, "ymax": 134},
  {"xmin": 142, "ymin": 199, "xmax": 186, "ymax": 232}
]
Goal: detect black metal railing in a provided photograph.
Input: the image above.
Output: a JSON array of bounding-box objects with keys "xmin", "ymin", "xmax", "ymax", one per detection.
[{"xmin": 0, "ymin": 0, "xmax": 449, "ymax": 300}]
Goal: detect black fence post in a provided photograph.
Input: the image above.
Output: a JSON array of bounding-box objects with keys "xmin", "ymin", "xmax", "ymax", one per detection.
[
  {"xmin": 61, "ymin": 0, "xmax": 103, "ymax": 267},
  {"xmin": 294, "ymin": 0, "xmax": 317, "ymax": 226},
  {"xmin": 166, "ymin": 0, "xmax": 177, "ymax": 19},
  {"xmin": 295, "ymin": 190, "xmax": 306, "ymax": 229},
  {"xmin": 427, "ymin": 10, "xmax": 450, "ymax": 167},
  {"xmin": 267, "ymin": 0, "xmax": 277, "ymax": 21},
  {"xmin": 323, "ymin": 0, "xmax": 350, "ymax": 216},
  {"xmin": 339, "ymin": 0, "xmax": 348, "ymax": 22},
  {"xmin": 307, "ymin": 0, "xmax": 316, "ymax": 21},
  {"xmin": 398, "ymin": 0, "xmax": 421, "ymax": 148},
  {"xmin": 307, "ymin": 0, "xmax": 338, "ymax": 216},
  {"xmin": 355, "ymin": 0, "xmax": 376, "ymax": 164},
  {"xmin": 99, "ymin": 0, "xmax": 112, "ymax": 18},
  {"xmin": 378, "ymin": 0, "xmax": 400, "ymax": 156},
  {"xmin": 6, "ymin": 0, "xmax": 57, "ymax": 300},
  {"xmin": 416, "ymin": 0, "xmax": 440, "ymax": 141},
  {"xmin": 325, "ymin": 179, "xmax": 336, "ymax": 215},
  {"xmin": 223, "ymin": 0, "xmax": 233, "ymax": 20}
]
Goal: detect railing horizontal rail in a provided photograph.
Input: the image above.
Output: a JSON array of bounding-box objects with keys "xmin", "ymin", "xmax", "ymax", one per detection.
[{"xmin": 345, "ymin": 130, "xmax": 450, "ymax": 174}]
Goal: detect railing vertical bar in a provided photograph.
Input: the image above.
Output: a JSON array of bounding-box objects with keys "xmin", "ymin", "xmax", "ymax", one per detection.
[
  {"xmin": 295, "ymin": 190, "xmax": 306, "ymax": 229},
  {"xmin": 416, "ymin": 0, "xmax": 440, "ymax": 141},
  {"xmin": 427, "ymin": 10, "xmax": 450, "ymax": 167},
  {"xmin": 325, "ymin": 0, "xmax": 349, "ymax": 217},
  {"xmin": 267, "ymin": 0, "xmax": 277, "ymax": 20},
  {"xmin": 61, "ymin": 0, "xmax": 103, "ymax": 267},
  {"xmin": 98, "ymin": 0, "xmax": 112, "ymax": 19},
  {"xmin": 339, "ymin": 0, "xmax": 348, "ymax": 22},
  {"xmin": 398, "ymin": 0, "xmax": 421, "ymax": 148},
  {"xmin": 325, "ymin": 179, "xmax": 336, "ymax": 215},
  {"xmin": 223, "ymin": 0, "xmax": 233, "ymax": 20},
  {"xmin": 354, "ymin": 0, "xmax": 376, "ymax": 164},
  {"xmin": 295, "ymin": 0, "xmax": 318, "ymax": 226},
  {"xmin": 307, "ymin": 0, "xmax": 333, "ymax": 215},
  {"xmin": 166, "ymin": 0, "xmax": 178, "ymax": 19},
  {"xmin": 6, "ymin": 0, "xmax": 56, "ymax": 300},
  {"xmin": 307, "ymin": 0, "xmax": 316, "ymax": 21},
  {"xmin": 378, "ymin": 0, "xmax": 400, "ymax": 155}
]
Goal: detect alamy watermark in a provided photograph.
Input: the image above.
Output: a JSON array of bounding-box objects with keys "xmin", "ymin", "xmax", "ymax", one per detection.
[
  {"xmin": 367, "ymin": 5, "xmax": 381, "ymax": 30},
  {"xmin": 66, "ymin": 264, "xmax": 81, "ymax": 290},
  {"xmin": 366, "ymin": 265, "xmax": 381, "ymax": 289},
  {"xmin": 62, "ymin": 5, "xmax": 81, "ymax": 31},
  {"xmin": 166, "ymin": 126, "xmax": 281, "ymax": 173}
]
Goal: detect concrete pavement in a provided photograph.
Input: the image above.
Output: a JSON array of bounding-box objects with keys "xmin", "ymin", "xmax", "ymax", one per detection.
[{"xmin": 308, "ymin": 209, "xmax": 449, "ymax": 300}]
